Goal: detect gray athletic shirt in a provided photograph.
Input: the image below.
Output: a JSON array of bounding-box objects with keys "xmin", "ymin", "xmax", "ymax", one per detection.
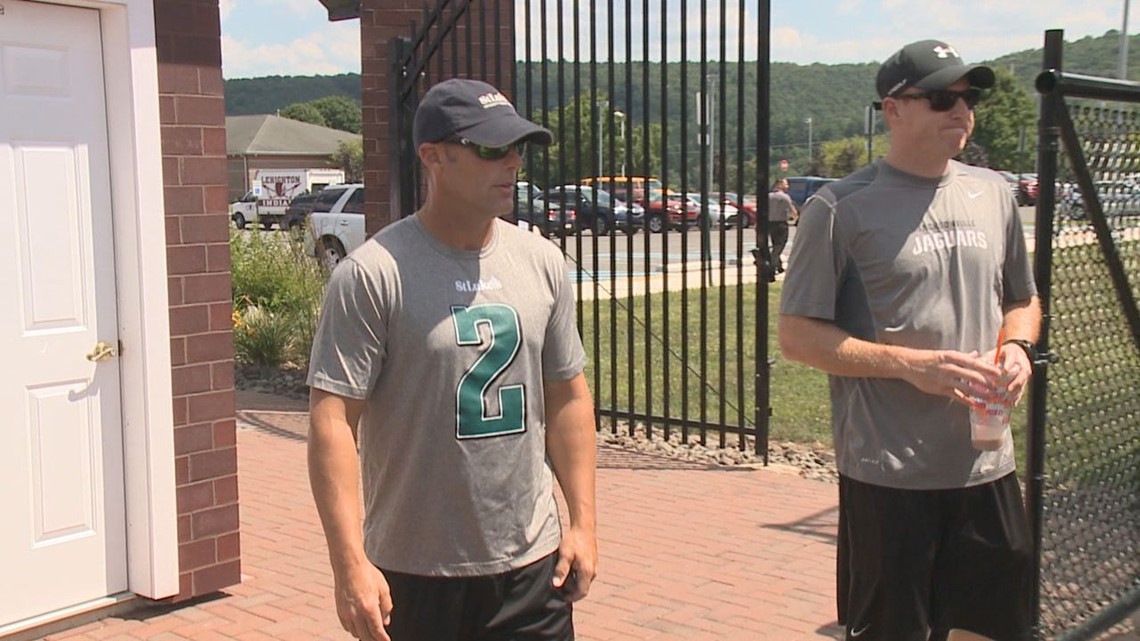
[
  {"xmin": 780, "ymin": 159, "xmax": 1037, "ymax": 490},
  {"xmin": 308, "ymin": 215, "xmax": 586, "ymax": 576}
]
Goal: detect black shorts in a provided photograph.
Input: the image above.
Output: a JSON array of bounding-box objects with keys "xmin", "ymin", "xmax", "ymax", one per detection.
[
  {"xmin": 382, "ymin": 551, "xmax": 573, "ymax": 641},
  {"xmin": 836, "ymin": 473, "xmax": 1033, "ymax": 641}
]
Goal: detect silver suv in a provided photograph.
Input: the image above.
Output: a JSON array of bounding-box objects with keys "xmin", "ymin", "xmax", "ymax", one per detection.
[{"xmin": 305, "ymin": 184, "xmax": 365, "ymax": 268}]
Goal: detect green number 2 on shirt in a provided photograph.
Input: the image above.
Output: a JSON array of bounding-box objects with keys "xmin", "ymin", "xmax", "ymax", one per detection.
[{"xmin": 451, "ymin": 304, "xmax": 525, "ymax": 439}]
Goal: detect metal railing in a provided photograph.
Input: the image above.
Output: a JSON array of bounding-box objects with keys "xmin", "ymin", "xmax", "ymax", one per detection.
[{"xmin": 389, "ymin": 0, "xmax": 774, "ymax": 456}]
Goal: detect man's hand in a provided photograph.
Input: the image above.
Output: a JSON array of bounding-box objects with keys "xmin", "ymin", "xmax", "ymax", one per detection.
[
  {"xmin": 333, "ymin": 562, "xmax": 394, "ymax": 641},
  {"xmin": 552, "ymin": 525, "xmax": 597, "ymax": 602},
  {"xmin": 901, "ymin": 349, "xmax": 1004, "ymax": 406},
  {"xmin": 986, "ymin": 343, "xmax": 1033, "ymax": 405}
]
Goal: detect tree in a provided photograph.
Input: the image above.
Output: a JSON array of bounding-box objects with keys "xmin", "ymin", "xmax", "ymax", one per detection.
[
  {"xmin": 971, "ymin": 67, "xmax": 1036, "ymax": 171},
  {"xmin": 332, "ymin": 140, "xmax": 364, "ymax": 183},
  {"xmin": 279, "ymin": 102, "xmax": 327, "ymax": 127},
  {"xmin": 310, "ymin": 95, "xmax": 362, "ymax": 134},
  {"xmin": 525, "ymin": 92, "xmax": 661, "ymax": 188},
  {"xmin": 818, "ymin": 135, "xmax": 889, "ymax": 177},
  {"xmin": 958, "ymin": 140, "xmax": 990, "ymax": 167}
]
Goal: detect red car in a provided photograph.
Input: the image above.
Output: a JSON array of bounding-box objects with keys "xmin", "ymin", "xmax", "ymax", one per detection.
[
  {"xmin": 721, "ymin": 192, "xmax": 758, "ymax": 227},
  {"xmin": 629, "ymin": 189, "xmax": 699, "ymax": 233},
  {"xmin": 1019, "ymin": 174, "xmax": 1038, "ymax": 205}
]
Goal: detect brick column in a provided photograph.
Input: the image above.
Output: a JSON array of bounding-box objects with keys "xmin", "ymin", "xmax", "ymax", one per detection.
[
  {"xmin": 359, "ymin": 0, "xmax": 515, "ymax": 235},
  {"xmin": 155, "ymin": 0, "xmax": 241, "ymax": 600}
]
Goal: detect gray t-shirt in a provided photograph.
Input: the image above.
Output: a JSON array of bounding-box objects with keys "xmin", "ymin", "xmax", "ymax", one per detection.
[
  {"xmin": 780, "ymin": 159, "xmax": 1036, "ymax": 490},
  {"xmin": 768, "ymin": 190, "xmax": 796, "ymax": 222},
  {"xmin": 308, "ymin": 215, "xmax": 586, "ymax": 576}
]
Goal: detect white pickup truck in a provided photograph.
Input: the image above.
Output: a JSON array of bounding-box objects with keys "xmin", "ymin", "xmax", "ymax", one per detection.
[
  {"xmin": 305, "ymin": 184, "xmax": 365, "ymax": 268},
  {"xmin": 231, "ymin": 167, "xmax": 345, "ymax": 230}
]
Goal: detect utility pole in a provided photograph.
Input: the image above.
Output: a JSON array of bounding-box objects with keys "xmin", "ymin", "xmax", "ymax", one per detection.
[
  {"xmin": 615, "ymin": 111, "xmax": 626, "ymax": 177},
  {"xmin": 805, "ymin": 116, "xmax": 813, "ymax": 172},
  {"xmin": 1122, "ymin": 0, "xmax": 1132, "ymax": 80},
  {"xmin": 596, "ymin": 99, "xmax": 607, "ymax": 178},
  {"xmin": 865, "ymin": 105, "xmax": 875, "ymax": 165}
]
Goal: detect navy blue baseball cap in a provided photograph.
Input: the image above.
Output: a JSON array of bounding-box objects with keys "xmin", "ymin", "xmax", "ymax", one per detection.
[
  {"xmin": 876, "ymin": 40, "xmax": 995, "ymax": 98},
  {"xmin": 413, "ymin": 78, "xmax": 553, "ymax": 148}
]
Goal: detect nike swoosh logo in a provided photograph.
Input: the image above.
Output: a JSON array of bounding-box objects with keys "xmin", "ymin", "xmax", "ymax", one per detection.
[
  {"xmin": 967, "ymin": 190, "xmax": 984, "ymax": 199},
  {"xmin": 850, "ymin": 624, "xmax": 871, "ymax": 638}
]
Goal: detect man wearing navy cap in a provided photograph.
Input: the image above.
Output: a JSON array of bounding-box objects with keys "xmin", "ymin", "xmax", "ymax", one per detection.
[
  {"xmin": 307, "ymin": 78, "xmax": 597, "ymax": 641},
  {"xmin": 780, "ymin": 40, "xmax": 1041, "ymax": 641}
]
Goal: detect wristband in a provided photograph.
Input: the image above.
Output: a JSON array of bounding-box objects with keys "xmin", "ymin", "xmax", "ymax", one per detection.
[{"xmin": 1002, "ymin": 338, "xmax": 1037, "ymax": 364}]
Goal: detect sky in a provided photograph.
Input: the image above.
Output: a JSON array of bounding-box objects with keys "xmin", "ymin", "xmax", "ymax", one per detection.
[{"xmin": 220, "ymin": 0, "xmax": 1131, "ymax": 79}]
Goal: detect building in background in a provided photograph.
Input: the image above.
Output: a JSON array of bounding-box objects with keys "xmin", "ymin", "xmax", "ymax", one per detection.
[{"xmin": 226, "ymin": 114, "xmax": 360, "ymax": 202}]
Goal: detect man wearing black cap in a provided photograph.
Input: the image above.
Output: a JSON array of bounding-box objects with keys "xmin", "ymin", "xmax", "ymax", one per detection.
[
  {"xmin": 779, "ymin": 41, "xmax": 1041, "ymax": 641},
  {"xmin": 307, "ymin": 78, "xmax": 597, "ymax": 641}
]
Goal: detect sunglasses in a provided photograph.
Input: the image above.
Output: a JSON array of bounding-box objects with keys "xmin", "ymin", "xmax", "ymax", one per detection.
[
  {"xmin": 895, "ymin": 87, "xmax": 984, "ymax": 112},
  {"xmin": 449, "ymin": 137, "xmax": 527, "ymax": 160}
]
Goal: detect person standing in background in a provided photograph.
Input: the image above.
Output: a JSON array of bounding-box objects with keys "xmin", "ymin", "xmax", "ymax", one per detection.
[{"xmin": 767, "ymin": 178, "xmax": 798, "ymax": 274}]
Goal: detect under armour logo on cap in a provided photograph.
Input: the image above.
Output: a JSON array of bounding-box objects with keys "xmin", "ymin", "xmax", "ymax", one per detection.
[{"xmin": 932, "ymin": 44, "xmax": 959, "ymax": 59}]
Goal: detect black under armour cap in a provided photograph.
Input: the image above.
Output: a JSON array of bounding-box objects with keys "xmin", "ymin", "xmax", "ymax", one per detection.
[
  {"xmin": 876, "ymin": 39, "xmax": 995, "ymax": 99},
  {"xmin": 413, "ymin": 78, "xmax": 553, "ymax": 148}
]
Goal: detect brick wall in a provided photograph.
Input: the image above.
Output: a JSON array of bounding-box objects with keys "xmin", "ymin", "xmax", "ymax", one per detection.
[
  {"xmin": 360, "ymin": 0, "xmax": 515, "ymax": 235},
  {"xmin": 155, "ymin": 0, "xmax": 241, "ymax": 600}
]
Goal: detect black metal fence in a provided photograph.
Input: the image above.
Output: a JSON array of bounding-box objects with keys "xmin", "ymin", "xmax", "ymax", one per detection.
[
  {"xmin": 389, "ymin": 0, "xmax": 774, "ymax": 457},
  {"xmin": 1029, "ymin": 29, "xmax": 1140, "ymax": 641}
]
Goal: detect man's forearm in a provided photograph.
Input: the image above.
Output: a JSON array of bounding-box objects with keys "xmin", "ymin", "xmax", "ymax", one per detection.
[
  {"xmin": 778, "ymin": 314, "xmax": 926, "ymax": 380},
  {"xmin": 308, "ymin": 394, "xmax": 370, "ymax": 574},
  {"xmin": 1002, "ymin": 296, "xmax": 1042, "ymax": 344},
  {"xmin": 544, "ymin": 378, "xmax": 597, "ymax": 530}
]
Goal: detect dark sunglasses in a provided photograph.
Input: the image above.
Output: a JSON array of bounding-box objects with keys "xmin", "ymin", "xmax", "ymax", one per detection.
[
  {"xmin": 449, "ymin": 137, "xmax": 527, "ymax": 160},
  {"xmin": 895, "ymin": 87, "xmax": 984, "ymax": 112}
]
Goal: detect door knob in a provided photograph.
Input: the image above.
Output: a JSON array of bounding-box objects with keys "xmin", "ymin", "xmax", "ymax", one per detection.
[{"xmin": 86, "ymin": 341, "xmax": 117, "ymax": 362}]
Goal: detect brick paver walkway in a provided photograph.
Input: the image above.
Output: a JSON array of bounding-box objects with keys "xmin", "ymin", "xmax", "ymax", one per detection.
[{"xmin": 39, "ymin": 391, "xmax": 1136, "ymax": 641}]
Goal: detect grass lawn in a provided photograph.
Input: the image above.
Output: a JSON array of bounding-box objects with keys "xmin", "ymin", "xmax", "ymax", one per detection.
[
  {"xmin": 578, "ymin": 281, "xmax": 832, "ymax": 446},
  {"xmin": 577, "ymin": 281, "xmax": 1036, "ymax": 461}
]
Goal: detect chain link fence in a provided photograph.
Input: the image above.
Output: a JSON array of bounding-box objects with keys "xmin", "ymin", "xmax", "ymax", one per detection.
[{"xmin": 1032, "ymin": 32, "xmax": 1140, "ymax": 639}]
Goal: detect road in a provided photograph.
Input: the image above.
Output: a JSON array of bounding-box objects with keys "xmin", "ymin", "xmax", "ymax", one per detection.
[
  {"xmin": 247, "ymin": 205, "xmax": 1038, "ymax": 294},
  {"xmin": 555, "ymin": 205, "xmax": 1038, "ymax": 282}
]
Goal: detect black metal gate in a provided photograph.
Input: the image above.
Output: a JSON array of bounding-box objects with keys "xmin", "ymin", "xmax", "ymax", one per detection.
[
  {"xmin": 1029, "ymin": 29, "xmax": 1140, "ymax": 641},
  {"xmin": 389, "ymin": 0, "xmax": 774, "ymax": 457}
]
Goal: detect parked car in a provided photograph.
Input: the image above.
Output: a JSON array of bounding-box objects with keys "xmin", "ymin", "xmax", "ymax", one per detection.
[
  {"xmin": 996, "ymin": 170, "xmax": 1027, "ymax": 205},
  {"xmin": 721, "ymin": 192, "xmax": 758, "ymax": 227},
  {"xmin": 1019, "ymin": 173, "xmax": 1039, "ymax": 205},
  {"xmin": 636, "ymin": 189, "xmax": 700, "ymax": 232},
  {"xmin": 230, "ymin": 167, "xmax": 345, "ymax": 230},
  {"xmin": 541, "ymin": 185, "xmax": 641, "ymax": 235},
  {"xmin": 305, "ymin": 184, "xmax": 366, "ymax": 268},
  {"xmin": 282, "ymin": 189, "xmax": 325, "ymax": 231},
  {"xmin": 1060, "ymin": 180, "xmax": 1140, "ymax": 220},
  {"xmin": 784, "ymin": 176, "xmax": 837, "ymax": 207},
  {"xmin": 512, "ymin": 193, "xmax": 577, "ymax": 237},
  {"xmin": 684, "ymin": 192, "xmax": 740, "ymax": 228}
]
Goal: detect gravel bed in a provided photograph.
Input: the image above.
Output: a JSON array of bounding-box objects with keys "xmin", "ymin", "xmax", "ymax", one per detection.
[{"xmin": 235, "ymin": 365, "xmax": 839, "ymax": 483}]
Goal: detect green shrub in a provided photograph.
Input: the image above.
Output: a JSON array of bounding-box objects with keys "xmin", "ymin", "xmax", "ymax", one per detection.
[
  {"xmin": 230, "ymin": 229, "xmax": 327, "ymax": 368},
  {"xmin": 233, "ymin": 305, "xmax": 295, "ymax": 368}
]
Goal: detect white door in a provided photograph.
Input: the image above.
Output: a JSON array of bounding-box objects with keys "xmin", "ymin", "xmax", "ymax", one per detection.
[{"xmin": 0, "ymin": 0, "xmax": 128, "ymax": 627}]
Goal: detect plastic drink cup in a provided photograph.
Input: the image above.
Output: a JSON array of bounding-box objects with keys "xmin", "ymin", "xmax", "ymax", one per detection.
[
  {"xmin": 968, "ymin": 367, "xmax": 1018, "ymax": 451},
  {"xmin": 969, "ymin": 397, "xmax": 1011, "ymax": 450}
]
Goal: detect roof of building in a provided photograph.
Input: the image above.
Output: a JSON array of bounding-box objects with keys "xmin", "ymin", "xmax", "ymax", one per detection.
[
  {"xmin": 226, "ymin": 114, "xmax": 361, "ymax": 157},
  {"xmin": 315, "ymin": 0, "xmax": 360, "ymax": 20}
]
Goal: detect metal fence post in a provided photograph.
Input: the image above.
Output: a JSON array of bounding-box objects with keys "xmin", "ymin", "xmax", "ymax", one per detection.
[
  {"xmin": 1027, "ymin": 27, "xmax": 1064, "ymax": 641},
  {"xmin": 388, "ymin": 36, "xmax": 415, "ymax": 219}
]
